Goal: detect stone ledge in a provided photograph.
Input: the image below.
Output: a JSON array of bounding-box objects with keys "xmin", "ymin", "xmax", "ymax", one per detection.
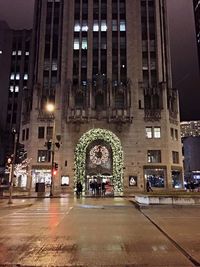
[{"xmin": 135, "ymin": 194, "xmax": 200, "ymax": 205}]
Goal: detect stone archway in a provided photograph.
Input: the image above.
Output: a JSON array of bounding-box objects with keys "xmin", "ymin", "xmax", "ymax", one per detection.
[{"xmin": 74, "ymin": 128, "xmax": 124, "ymax": 192}]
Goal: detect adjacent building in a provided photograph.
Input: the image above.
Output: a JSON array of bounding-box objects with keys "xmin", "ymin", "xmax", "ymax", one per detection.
[
  {"xmin": 0, "ymin": 21, "xmax": 12, "ymax": 167},
  {"xmin": 193, "ymin": 0, "xmax": 200, "ymax": 70},
  {"xmin": 0, "ymin": 21, "xmax": 32, "ymax": 169},
  {"xmin": 180, "ymin": 120, "xmax": 200, "ymax": 138},
  {"xmin": 180, "ymin": 121, "xmax": 200, "ymax": 183},
  {"xmin": 20, "ymin": 0, "xmax": 183, "ymax": 195}
]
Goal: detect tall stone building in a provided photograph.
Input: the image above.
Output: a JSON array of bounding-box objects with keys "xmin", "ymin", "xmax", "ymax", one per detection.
[
  {"xmin": 0, "ymin": 21, "xmax": 31, "ymax": 167},
  {"xmin": 21, "ymin": 0, "xmax": 183, "ymax": 195}
]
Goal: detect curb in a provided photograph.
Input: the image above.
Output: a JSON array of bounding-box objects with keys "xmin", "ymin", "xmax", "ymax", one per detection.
[{"xmin": 0, "ymin": 203, "xmax": 33, "ymax": 210}]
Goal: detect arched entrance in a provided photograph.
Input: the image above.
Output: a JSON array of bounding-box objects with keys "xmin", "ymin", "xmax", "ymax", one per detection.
[{"xmin": 74, "ymin": 128, "xmax": 124, "ymax": 193}]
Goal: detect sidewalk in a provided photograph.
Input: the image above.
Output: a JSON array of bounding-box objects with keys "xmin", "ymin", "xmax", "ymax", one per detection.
[{"xmin": 0, "ymin": 198, "xmax": 35, "ymax": 209}]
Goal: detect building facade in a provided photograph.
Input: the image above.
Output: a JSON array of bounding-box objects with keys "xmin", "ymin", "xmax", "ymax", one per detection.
[{"xmin": 21, "ymin": 0, "xmax": 183, "ymax": 194}]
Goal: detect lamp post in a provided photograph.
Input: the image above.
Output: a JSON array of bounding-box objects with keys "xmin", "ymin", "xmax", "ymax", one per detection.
[
  {"xmin": 8, "ymin": 129, "xmax": 17, "ymax": 204},
  {"xmin": 46, "ymin": 103, "xmax": 55, "ymax": 197}
]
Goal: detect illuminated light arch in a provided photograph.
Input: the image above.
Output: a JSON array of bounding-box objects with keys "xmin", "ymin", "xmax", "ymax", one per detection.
[{"xmin": 74, "ymin": 128, "xmax": 123, "ymax": 192}]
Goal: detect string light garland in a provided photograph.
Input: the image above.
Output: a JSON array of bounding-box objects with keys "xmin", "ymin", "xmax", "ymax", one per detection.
[{"xmin": 74, "ymin": 128, "xmax": 123, "ymax": 192}]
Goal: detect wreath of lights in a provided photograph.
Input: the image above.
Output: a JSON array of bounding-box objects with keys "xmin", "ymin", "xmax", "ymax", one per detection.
[
  {"xmin": 74, "ymin": 128, "xmax": 123, "ymax": 192},
  {"xmin": 90, "ymin": 145, "xmax": 109, "ymax": 165}
]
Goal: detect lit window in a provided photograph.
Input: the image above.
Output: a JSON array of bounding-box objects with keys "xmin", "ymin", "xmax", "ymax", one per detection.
[
  {"xmin": 82, "ymin": 25, "xmax": 88, "ymax": 31},
  {"xmin": 82, "ymin": 38, "xmax": 87, "ymax": 49},
  {"xmin": 61, "ymin": 176, "xmax": 69, "ymax": 186},
  {"xmin": 142, "ymin": 57, "xmax": 148, "ymax": 70},
  {"xmin": 24, "ymin": 74, "xmax": 28, "ymax": 80},
  {"xmin": 52, "ymin": 60, "xmax": 58, "ymax": 71},
  {"xmin": 93, "ymin": 21, "xmax": 99, "ymax": 31},
  {"xmin": 9, "ymin": 86, "xmax": 14, "ymax": 92},
  {"xmin": 0, "ymin": 50, "xmax": 2, "ymax": 54},
  {"xmin": 37, "ymin": 150, "xmax": 50, "ymax": 163},
  {"xmin": 12, "ymin": 51, "xmax": 16, "ymax": 55},
  {"xmin": 146, "ymin": 127, "xmax": 153, "ymax": 138},
  {"xmin": 15, "ymin": 86, "xmax": 19, "ymax": 92},
  {"xmin": 74, "ymin": 21, "xmax": 81, "ymax": 32},
  {"xmin": 154, "ymin": 127, "xmax": 161, "ymax": 138},
  {"xmin": 10, "ymin": 73, "xmax": 15, "ymax": 80},
  {"xmin": 82, "ymin": 21, "xmax": 88, "ymax": 31},
  {"xmin": 147, "ymin": 150, "xmax": 161, "ymax": 163},
  {"xmin": 120, "ymin": 20, "xmax": 126, "ymax": 31},
  {"xmin": 25, "ymin": 51, "xmax": 29, "ymax": 56},
  {"xmin": 17, "ymin": 50, "xmax": 22, "ymax": 56},
  {"xmin": 101, "ymin": 21, "xmax": 107, "ymax": 31},
  {"xmin": 74, "ymin": 38, "xmax": 80, "ymax": 50},
  {"xmin": 16, "ymin": 74, "xmax": 20, "ymax": 80}
]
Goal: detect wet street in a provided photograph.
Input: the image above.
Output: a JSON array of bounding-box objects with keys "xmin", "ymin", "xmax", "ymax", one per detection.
[{"xmin": 0, "ymin": 197, "xmax": 200, "ymax": 266}]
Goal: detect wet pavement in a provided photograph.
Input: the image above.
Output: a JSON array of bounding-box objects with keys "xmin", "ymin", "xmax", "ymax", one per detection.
[{"xmin": 0, "ymin": 197, "xmax": 199, "ymax": 266}]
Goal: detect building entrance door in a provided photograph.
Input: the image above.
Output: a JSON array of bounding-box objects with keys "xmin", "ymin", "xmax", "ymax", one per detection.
[{"xmin": 85, "ymin": 175, "xmax": 113, "ymax": 196}]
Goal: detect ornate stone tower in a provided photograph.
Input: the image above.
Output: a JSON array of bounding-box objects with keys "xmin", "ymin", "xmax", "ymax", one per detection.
[{"xmin": 21, "ymin": 0, "xmax": 183, "ymax": 195}]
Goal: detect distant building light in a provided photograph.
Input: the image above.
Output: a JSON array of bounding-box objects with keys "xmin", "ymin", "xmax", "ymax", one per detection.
[
  {"xmin": 9, "ymin": 86, "xmax": 14, "ymax": 92},
  {"xmin": 0, "ymin": 50, "xmax": 2, "ymax": 54},
  {"xmin": 10, "ymin": 73, "xmax": 15, "ymax": 80},
  {"xmin": 16, "ymin": 74, "xmax": 20, "ymax": 80}
]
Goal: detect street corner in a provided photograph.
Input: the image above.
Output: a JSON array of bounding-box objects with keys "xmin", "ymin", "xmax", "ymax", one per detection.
[{"xmin": 0, "ymin": 199, "xmax": 34, "ymax": 210}]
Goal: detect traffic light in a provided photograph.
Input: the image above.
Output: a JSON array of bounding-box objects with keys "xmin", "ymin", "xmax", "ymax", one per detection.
[
  {"xmin": 16, "ymin": 143, "xmax": 26, "ymax": 163},
  {"xmin": 54, "ymin": 162, "xmax": 58, "ymax": 170},
  {"xmin": 55, "ymin": 142, "xmax": 60, "ymax": 149},
  {"xmin": 53, "ymin": 169, "xmax": 57, "ymax": 176},
  {"xmin": 53, "ymin": 163, "xmax": 58, "ymax": 176}
]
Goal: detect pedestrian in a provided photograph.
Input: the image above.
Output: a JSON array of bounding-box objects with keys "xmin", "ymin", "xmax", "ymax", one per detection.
[
  {"xmin": 146, "ymin": 179, "xmax": 153, "ymax": 192},
  {"xmin": 76, "ymin": 181, "xmax": 83, "ymax": 197},
  {"xmin": 190, "ymin": 180, "xmax": 195, "ymax": 192},
  {"xmin": 102, "ymin": 182, "xmax": 106, "ymax": 196},
  {"xmin": 90, "ymin": 180, "xmax": 95, "ymax": 195}
]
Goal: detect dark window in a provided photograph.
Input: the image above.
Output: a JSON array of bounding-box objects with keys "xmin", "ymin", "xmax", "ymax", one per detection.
[
  {"xmin": 172, "ymin": 151, "xmax": 179, "ymax": 164},
  {"xmin": 22, "ymin": 129, "xmax": 25, "ymax": 141},
  {"xmin": 46, "ymin": 126, "xmax": 53, "ymax": 140},
  {"xmin": 38, "ymin": 127, "xmax": 45, "ymax": 139},
  {"xmin": 26, "ymin": 128, "xmax": 29, "ymax": 140},
  {"xmin": 7, "ymin": 114, "xmax": 11, "ymax": 123},
  {"xmin": 12, "ymin": 113, "xmax": 17, "ymax": 124}
]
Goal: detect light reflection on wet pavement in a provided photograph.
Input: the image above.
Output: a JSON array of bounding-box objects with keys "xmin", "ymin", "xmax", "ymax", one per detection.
[{"xmin": 0, "ymin": 197, "xmax": 198, "ymax": 266}]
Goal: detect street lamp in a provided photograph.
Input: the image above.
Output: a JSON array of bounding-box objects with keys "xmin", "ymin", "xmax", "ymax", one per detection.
[
  {"xmin": 46, "ymin": 103, "xmax": 55, "ymax": 197},
  {"xmin": 8, "ymin": 129, "xmax": 18, "ymax": 204}
]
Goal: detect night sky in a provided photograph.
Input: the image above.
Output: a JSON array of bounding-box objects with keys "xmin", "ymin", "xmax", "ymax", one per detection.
[{"xmin": 0, "ymin": 0, "xmax": 199, "ymax": 121}]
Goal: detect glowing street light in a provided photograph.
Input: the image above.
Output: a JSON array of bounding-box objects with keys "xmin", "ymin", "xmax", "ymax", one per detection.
[{"xmin": 46, "ymin": 102, "xmax": 55, "ymax": 113}]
